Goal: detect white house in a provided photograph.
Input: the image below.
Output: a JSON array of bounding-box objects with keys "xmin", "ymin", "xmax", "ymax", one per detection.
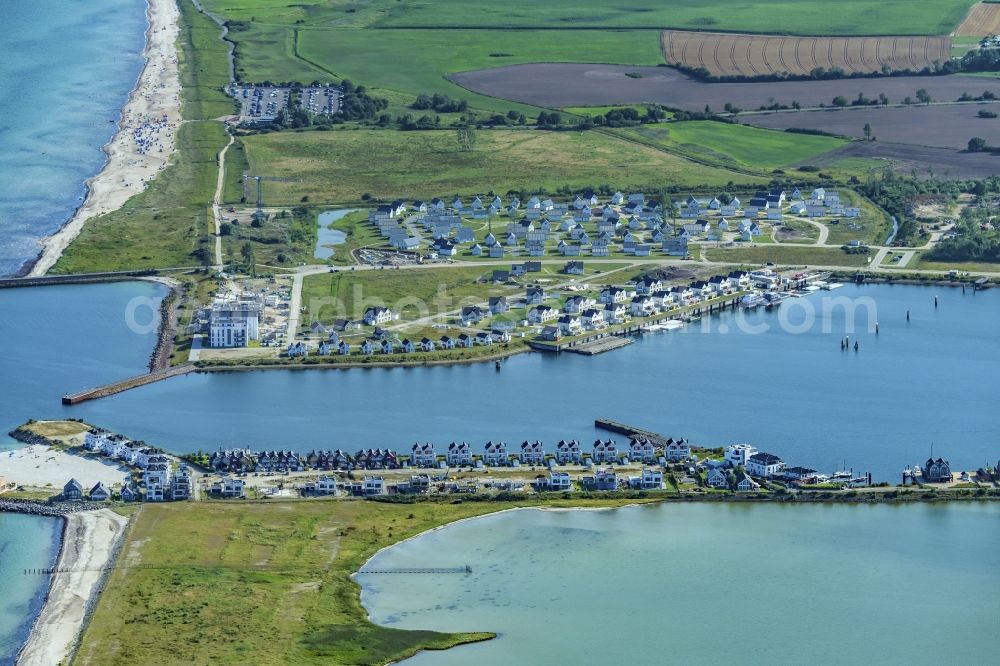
[
  {"xmin": 592, "ymin": 439, "xmax": 618, "ymax": 464},
  {"xmin": 446, "ymin": 441, "xmax": 473, "ymax": 466},
  {"xmin": 484, "ymin": 441, "xmax": 509, "ymax": 466},
  {"xmin": 665, "ymin": 439, "xmax": 691, "ymax": 462},
  {"xmin": 411, "ymin": 442, "xmax": 436, "ymax": 467},
  {"xmin": 629, "ymin": 438, "xmax": 657, "ymax": 464},
  {"xmin": 747, "ymin": 452, "xmax": 785, "ymax": 478},
  {"xmin": 520, "ymin": 440, "xmax": 546, "ymax": 465},
  {"xmin": 725, "ymin": 444, "xmax": 757, "ymax": 468},
  {"xmin": 364, "ymin": 306, "xmax": 394, "ymax": 326},
  {"xmin": 556, "ymin": 439, "xmax": 582, "ymax": 463},
  {"xmin": 639, "ymin": 468, "xmax": 663, "ymax": 490}
]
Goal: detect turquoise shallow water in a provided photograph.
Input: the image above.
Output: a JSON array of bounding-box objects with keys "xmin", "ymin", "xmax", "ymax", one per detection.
[
  {"xmin": 360, "ymin": 503, "xmax": 1000, "ymax": 665},
  {"xmin": 0, "ymin": 514, "xmax": 60, "ymax": 664},
  {"xmin": 0, "ymin": 0, "xmax": 145, "ymax": 276}
]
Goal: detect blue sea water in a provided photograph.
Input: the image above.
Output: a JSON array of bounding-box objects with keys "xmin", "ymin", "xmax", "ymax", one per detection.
[
  {"xmin": 0, "ymin": 0, "xmax": 146, "ymax": 276},
  {"xmin": 0, "ymin": 0, "xmax": 148, "ymax": 652}
]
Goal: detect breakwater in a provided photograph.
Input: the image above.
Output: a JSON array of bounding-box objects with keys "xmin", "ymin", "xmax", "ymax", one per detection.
[
  {"xmin": 0, "ymin": 499, "xmax": 104, "ymax": 517},
  {"xmin": 62, "ymin": 364, "xmax": 196, "ymax": 404}
]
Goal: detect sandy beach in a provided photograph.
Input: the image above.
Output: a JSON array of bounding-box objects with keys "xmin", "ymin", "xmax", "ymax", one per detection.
[
  {"xmin": 16, "ymin": 509, "xmax": 128, "ymax": 666},
  {"xmin": 0, "ymin": 445, "xmax": 129, "ymax": 489},
  {"xmin": 28, "ymin": 0, "xmax": 182, "ymax": 277}
]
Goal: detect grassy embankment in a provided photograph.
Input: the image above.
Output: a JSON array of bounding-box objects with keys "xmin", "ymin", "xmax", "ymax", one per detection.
[
  {"xmin": 705, "ymin": 246, "xmax": 873, "ymax": 266},
  {"xmin": 52, "ymin": 0, "xmax": 232, "ymax": 274},
  {"xmin": 74, "ymin": 498, "xmax": 648, "ymax": 665},
  {"xmin": 233, "ymin": 128, "xmax": 764, "ymax": 207}
]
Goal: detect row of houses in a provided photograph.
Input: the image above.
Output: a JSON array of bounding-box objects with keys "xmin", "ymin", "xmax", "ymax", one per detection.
[
  {"xmin": 290, "ymin": 328, "xmax": 512, "ymax": 358},
  {"xmin": 84, "ymin": 428, "xmax": 163, "ymax": 469},
  {"xmin": 204, "ymin": 438, "xmax": 695, "ymax": 472}
]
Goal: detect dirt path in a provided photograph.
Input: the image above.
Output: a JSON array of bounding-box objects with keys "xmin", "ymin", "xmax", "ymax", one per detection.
[{"xmin": 212, "ymin": 133, "xmax": 235, "ymax": 271}]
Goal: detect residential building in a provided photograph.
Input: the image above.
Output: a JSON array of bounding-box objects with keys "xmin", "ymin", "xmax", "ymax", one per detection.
[
  {"xmin": 665, "ymin": 439, "xmax": 691, "ymax": 462},
  {"xmin": 725, "ymin": 444, "xmax": 757, "ymax": 468},
  {"xmin": 520, "ymin": 440, "xmax": 546, "ymax": 466},
  {"xmin": 923, "ymin": 457, "xmax": 952, "ymax": 483},
  {"xmin": 592, "ymin": 439, "xmax": 618, "ymax": 464},
  {"xmin": 446, "ymin": 441, "xmax": 473, "ymax": 466},
  {"xmin": 411, "ymin": 442, "xmax": 437, "ymax": 467},
  {"xmin": 556, "ymin": 439, "xmax": 582, "ymax": 464},
  {"xmin": 208, "ymin": 295, "xmax": 263, "ymax": 348},
  {"xmin": 747, "ymin": 452, "xmax": 785, "ymax": 478},
  {"xmin": 483, "ymin": 441, "xmax": 508, "ymax": 466}
]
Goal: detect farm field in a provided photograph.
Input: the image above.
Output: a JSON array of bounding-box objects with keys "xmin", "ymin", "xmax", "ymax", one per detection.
[
  {"xmin": 812, "ymin": 141, "xmax": 1000, "ymax": 179},
  {"xmin": 743, "ymin": 104, "xmax": 1000, "ymax": 149},
  {"xmin": 450, "ymin": 63, "xmax": 1000, "ymax": 112},
  {"xmin": 201, "ymin": 0, "xmax": 977, "ymax": 36},
  {"xmin": 613, "ymin": 121, "xmax": 847, "ymax": 171},
  {"xmin": 661, "ymin": 31, "xmax": 952, "ymax": 78},
  {"xmin": 234, "ymin": 128, "xmax": 764, "ymax": 206},
  {"xmin": 955, "ymin": 2, "xmax": 1000, "ymax": 36}
]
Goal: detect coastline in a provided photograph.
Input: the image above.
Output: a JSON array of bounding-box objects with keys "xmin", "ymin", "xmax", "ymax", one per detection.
[
  {"xmin": 27, "ymin": 0, "xmax": 182, "ymax": 277},
  {"xmin": 15, "ymin": 509, "xmax": 128, "ymax": 666}
]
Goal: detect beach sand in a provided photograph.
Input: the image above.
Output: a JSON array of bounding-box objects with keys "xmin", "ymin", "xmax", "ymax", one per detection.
[
  {"xmin": 28, "ymin": 0, "xmax": 182, "ymax": 277},
  {"xmin": 16, "ymin": 509, "xmax": 128, "ymax": 666},
  {"xmin": 0, "ymin": 445, "xmax": 129, "ymax": 492}
]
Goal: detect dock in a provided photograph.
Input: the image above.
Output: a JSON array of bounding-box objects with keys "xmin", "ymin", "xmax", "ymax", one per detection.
[
  {"xmin": 566, "ymin": 337, "xmax": 634, "ymax": 355},
  {"xmin": 62, "ymin": 365, "xmax": 196, "ymax": 405},
  {"xmin": 594, "ymin": 418, "xmax": 670, "ymax": 445}
]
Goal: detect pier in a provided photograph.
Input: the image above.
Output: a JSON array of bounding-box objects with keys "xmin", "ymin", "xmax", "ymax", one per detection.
[
  {"xmin": 566, "ymin": 337, "xmax": 634, "ymax": 355},
  {"xmin": 0, "ymin": 269, "xmax": 163, "ymax": 289},
  {"xmin": 594, "ymin": 418, "xmax": 670, "ymax": 445},
  {"xmin": 62, "ymin": 364, "xmax": 195, "ymax": 405}
]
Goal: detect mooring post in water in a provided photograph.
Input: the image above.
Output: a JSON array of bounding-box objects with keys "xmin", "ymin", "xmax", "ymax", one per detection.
[
  {"xmin": 906, "ymin": 310, "xmax": 910, "ymax": 322},
  {"xmin": 934, "ymin": 295, "xmax": 938, "ymax": 308},
  {"xmin": 875, "ymin": 322, "xmax": 879, "ymax": 335}
]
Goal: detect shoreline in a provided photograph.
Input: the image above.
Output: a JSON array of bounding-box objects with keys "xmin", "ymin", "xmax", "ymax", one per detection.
[
  {"xmin": 15, "ymin": 509, "xmax": 128, "ymax": 666},
  {"xmin": 26, "ymin": 0, "xmax": 182, "ymax": 278}
]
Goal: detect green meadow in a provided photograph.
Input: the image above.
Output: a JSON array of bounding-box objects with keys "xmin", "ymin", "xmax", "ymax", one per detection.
[
  {"xmin": 613, "ymin": 121, "xmax": 849, "ymax": 172},
  {"xmin": 202, "ymin": 0, "xmax": 975, "ymax": 36},
  {"xmin": 234, "ymin": 128, "xmax": 764, "ymax": 205}
]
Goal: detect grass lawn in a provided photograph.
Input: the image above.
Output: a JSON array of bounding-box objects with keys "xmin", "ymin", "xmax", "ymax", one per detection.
[
  {"xmin": 52, "ymin": 0, "xmax": 232, "ymax": 273},
  {"xmin": 614, "ymin": 121, "xmax": 848, "ymax": 172},
  {"xmin": 301, "ymin": 266, "xmax": 511, "ymax": 324},
  {"xmin": 201, "ymin": 0, "xmax": 975, "ymax": 36},
  {"xmin": 237, "ymin": 128, "xmax": 762, "ymax": 206},
  {"xmin": 76, "ymin": 499, "xmax": 650, "ymax": 665},
  {"xmin": 705, "ymin": 246, "xmax": 873, "ymax": 267},
  {"xmin": 911, "ymin": 253, "xmax": 1000, "ymax": 273}
]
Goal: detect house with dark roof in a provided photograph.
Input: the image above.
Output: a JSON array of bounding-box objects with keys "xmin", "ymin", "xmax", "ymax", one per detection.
[
  {"xmin": 923, "ymin": 457, "xmax": 951, "ymax": 483},
  {"xmin": 63, "ymin": 478, "xmax": 84, "ymax": 501},
  {"xmin": 747, "ymin": 452, "xmax": 785, "ymax": 478},
  {"xmin": 446, "ymin": 441, "xmax": 473, "ymax": 466},
  {"xmin": 89, "ymin": 482, "xmax": 111, "ymax": 501}
]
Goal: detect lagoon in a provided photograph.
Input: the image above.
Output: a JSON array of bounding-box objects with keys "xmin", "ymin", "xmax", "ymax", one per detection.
[{"xmin": 359, "ymin": 502, "xmax": 1000, "ymax": 665}]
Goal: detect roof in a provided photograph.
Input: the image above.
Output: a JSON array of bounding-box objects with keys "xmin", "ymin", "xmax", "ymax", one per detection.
[{"xmin": 749, "ymin": 452, "xmax": 783, "ymax": 465}]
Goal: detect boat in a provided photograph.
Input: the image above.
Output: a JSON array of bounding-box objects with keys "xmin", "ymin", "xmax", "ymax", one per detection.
[
  {"xmin": 821, "ymin": 283, "xmax": 843, "ymax": 290},
  {"xmin": 740, "ymin": 293, "xmax": 765, "ymax": 309}
]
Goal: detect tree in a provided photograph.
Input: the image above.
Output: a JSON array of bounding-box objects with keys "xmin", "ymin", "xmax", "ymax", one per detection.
[
  {"xmin": 968, "ymin": 137, "xmax": 988, "ymax": 152},
  {"xmin": 916, "ymin": 88, "xmax": 932, "ymax": 105},
  {"xmin": 863, "ymin": 123, "xmax": 872, "ymax": 141},
  {"xmin": 832, "ymin": 96, "xmax": 848, "ymax": 108},
  {"xmin": 240, "ymin": 242, "xmax": 257, "ymax": 277},
  {"xmin": 219, "ymin": 223, "xmax": 232, "ymax": 236},
  {"xmin": 878, "ymin": 93, "xmax": 889, "ymax": 106}
]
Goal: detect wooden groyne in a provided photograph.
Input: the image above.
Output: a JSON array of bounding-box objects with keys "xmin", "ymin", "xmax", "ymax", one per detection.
[
  {"xmin": 357, "ymin": 566, "xmax": 472, "ymax": 575},
  {"xmin": 594, "ymin": 418, "xmax": 670, "ymax": 445},
  {"xmin": 62, "ymin": 365, "xmax": 196, "ymax": 405}
]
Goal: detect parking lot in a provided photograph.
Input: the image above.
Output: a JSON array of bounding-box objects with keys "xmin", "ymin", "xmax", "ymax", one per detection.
[{"xmin": 231, "ymin": 85, "xmax": 340, "ymax": 124}]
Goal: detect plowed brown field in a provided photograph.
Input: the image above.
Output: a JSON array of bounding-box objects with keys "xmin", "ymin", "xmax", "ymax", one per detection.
[
  {"xmin": 955, "ymin": 2, "xmax": 1000, "ymax": 36},
  {"xmin": 661, "ymin": 31, "xmax": 952, "ymax": 77}
]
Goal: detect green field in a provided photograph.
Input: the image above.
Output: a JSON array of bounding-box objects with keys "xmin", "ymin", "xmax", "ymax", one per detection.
[
  {"xmin": 202, "ymin": 0, "xmax": 975, "ymax": 36},
  {"xmin": 235, "ymin": 128, "xmax": 763, "ymax": 205},
  {"xmin": 705, "ymin": 246, "xmax": 873, "ymax": 267},
  {"xmin": 77, "ymin": 499, "xmax": 653, "ymax": 665},
  {"xmin": 53, "ymin": 0, "xmax": 232, "ymax": 273},
  {"xmin": 613, "ymin": 122, "xmax": 848, "ymax": 173}
]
